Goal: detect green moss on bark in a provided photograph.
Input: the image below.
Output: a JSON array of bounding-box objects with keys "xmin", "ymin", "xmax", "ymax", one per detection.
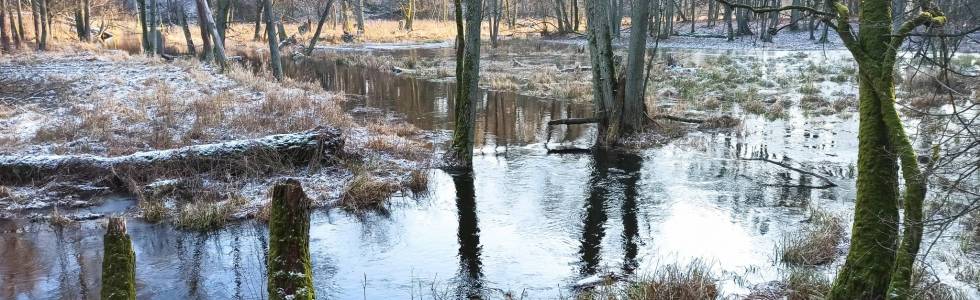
[
  {"xmin": 101, "ymin": 217, "xmax": 136, "ymax": 300},
  {"xmin": 267, "ymin": 179, "xmax": 315, "ymax": 300}
]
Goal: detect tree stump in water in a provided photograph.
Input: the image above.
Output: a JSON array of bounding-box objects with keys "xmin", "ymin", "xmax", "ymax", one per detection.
[
  {"xmin": 267, "ymin": 179, "xmax": 315, "ymax": 300},
  {"xmin": 101, "ymin": 217, "xmax": 136, "ymax": 300}
]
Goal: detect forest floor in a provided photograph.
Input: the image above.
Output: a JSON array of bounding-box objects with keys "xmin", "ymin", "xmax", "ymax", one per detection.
[{"xmin": 0, "ymin": 46, "xmax": 434, "ymax": 228}]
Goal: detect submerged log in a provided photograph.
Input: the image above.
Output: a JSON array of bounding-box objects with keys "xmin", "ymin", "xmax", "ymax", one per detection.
[
  {"xmin": 267, "ymin": 179, "xmax": 315, "ymax": 300},
  {"xmin": 0, "ymin": 127, "xmax": 343, "ymax": 186},
  {"xmin": 101, "ymin": 217, "xmax": 136, "ymax": 300}
]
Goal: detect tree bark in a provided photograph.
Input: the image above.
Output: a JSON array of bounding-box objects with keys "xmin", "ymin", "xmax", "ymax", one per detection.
[
  {"xmin": 306, "ymin": 0, "xmax": 334, "ymax": 55},
  {"xmin": 263, "ymin": 0, "xmax": 283, "ymax": 80},
  {"xmin": 195, "ymin": 0, "xmax": 213, "ymax": 60},
  {"xmin": 267, "ymin": 179, "xmax": 315, "ymax": 300},
  {"xmin": 622, "ymin": 0, "xmax": 652, "ymax": 134},
  {"xmin": 35, "ymin": 0, "xmax": 46, "ymax": 50},
  {"xmin": 179, "ymin": 4, "xmax": 196, "ymax": 55},
  {"xmin": 196, "ymin": 0, "xmax": 228, "ymax": 66},
  {"xmin": 585, "ymin": 0, "xmax": 619, "ymax": 146},
  {"xmin": 448, "ymin": 0, "xmax": 482, "ymax": 169},
  {"xmin": 354, "ymin": 0, "xmax": 364, "ymax": 33},
  {"xmin": 0, "ymin": 0, "xmax": 9, "ymax": 53},
  {"xmin": 827, "ymin": 0, "xmax": 939, "ymax": 298},
  {"xmin": 253, "ymin": 1, "xmax": 263, "ymax": 41},
  {"xmin": 100, "ymin": 217, "xmax": 136, "ymax": 300}
]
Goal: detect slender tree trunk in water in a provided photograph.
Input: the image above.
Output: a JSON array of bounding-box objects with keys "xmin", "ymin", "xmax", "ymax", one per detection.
[
  {"xmin": 306, "ymin": 0, "xmax": 334, "ymax": 54},
  {"xmin": 253, "ymin": 1, "xmax": 263, "ymax": 41},
  {"xmin": 195, "ymin": 0, "xmax": 213, "ymax": 60},
  {"xmin": 585, "ymin": 0, "xmax": 618, "ymax": 146},
  {"xmin": 263, "ymin": 0, "xmax": 283, "ymax": 80},
  {"xmin": 448, "ymin": 0, "xmax": 481, "ymax": 169},
  {"xmin": 196, "ymin": 0, "xmax": 227, "ymax": 66},
  {"xmin": 354, "ymin": 0, "xmax": 364, "ymax": 33},
  {"xmin": 101, "ymin": 217, "xmax": 136, "ymax": 300},
  {"xmin": 827, "ymin": 1, "xmax": 939, "ymax": 298},
  {"xmin": 266, "ymin": 180, "xmax": 315, "ymax": 300},
  {"xmin": 622, "ymin": 0, "xmax": 651, "ymax": 134},
  {"xmin": 179, "ymin": 5, "xmax": 196, "ymax": 55}
]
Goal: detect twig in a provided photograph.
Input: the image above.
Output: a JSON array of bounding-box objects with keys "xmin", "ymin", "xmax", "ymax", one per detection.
[{"xmin": 740, "ymin": 157, "xmax": 838, "ymax": 188}]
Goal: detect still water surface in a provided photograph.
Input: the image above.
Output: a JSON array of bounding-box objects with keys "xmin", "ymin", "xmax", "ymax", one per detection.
[{"xmin": 0, "ymin": 45, "xmax": 865, "ymax": 299}]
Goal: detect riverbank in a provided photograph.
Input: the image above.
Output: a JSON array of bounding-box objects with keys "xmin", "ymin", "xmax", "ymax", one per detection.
[{"xmin": 0, "ymin": 47, "xmax": 432, "ymax": 226}]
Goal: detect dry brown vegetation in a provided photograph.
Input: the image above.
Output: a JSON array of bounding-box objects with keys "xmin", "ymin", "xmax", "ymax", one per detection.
[
  {"xmin": 779, "ymin": 209, "xmax": 845, "ymax": 266},
  {"xmin": 625, "ymin": 260, "xmax": 719, "ymax": 300}
]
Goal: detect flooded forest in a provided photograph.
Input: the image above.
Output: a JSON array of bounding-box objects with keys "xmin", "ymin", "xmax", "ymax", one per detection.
[{"xmin": 1, "ymin": 0, "xmax": 980, "ymax": 297}]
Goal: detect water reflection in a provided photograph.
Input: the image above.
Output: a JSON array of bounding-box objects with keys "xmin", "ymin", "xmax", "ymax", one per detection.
[
  {"xmin": 280, "ymin": 56, "xmax": 595, "ymax": 150},
  {"xmin": 578, "ymin": 150, "xmax": 643, "ymax": 277},
  {"xmin": 452, "ymin": 171, "xmax": 484, "ymax": 299}
]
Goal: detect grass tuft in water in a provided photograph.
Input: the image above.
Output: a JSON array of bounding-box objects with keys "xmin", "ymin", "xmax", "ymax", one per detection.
[
  {"xmin": 625, "ymin": 259, "xmax": 719, "ymax": 300},
  {"xmin": 778, "ymin": 209, "xmax": 845, "ymax": 266}
]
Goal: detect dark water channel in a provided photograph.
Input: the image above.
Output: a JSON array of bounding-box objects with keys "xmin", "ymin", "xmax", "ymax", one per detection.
[{"xmin": 1, "ymin": 46, "xmax": 875, "ymax": 299}]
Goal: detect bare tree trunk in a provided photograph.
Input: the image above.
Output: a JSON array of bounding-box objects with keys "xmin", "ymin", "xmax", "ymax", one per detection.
[
  {"xmin": 179, "ymin": 4, "xmax": 196, "ymax": 55},
  {"xmin": 354, "ymin": 0, "xmax": 364, "ymax": 33},
  {"xmin": 253, "ymin": 1, "xmax": 263, "ymax": 41},
  {"xmin": 448, "ymin": 0, "xmax": 482, "ymax": 169},
  {"xmin": 403, "ymin": 0, "xmax": 415, "ymax": 30},
  {"xmin": 622, "ymin": 0, "xmax": 651, "ymax": 134},
  {"xmin": 35, "ymin": 0, "xmax": 46, "ymax": 50},
  {"xmin": 215, "ymin": 0, "xmax": 231, "ymax": 44},
  {"xmin": 724, "ymin": 1, "xmax": 733, "ymax": 40},
  {"xmin": 0, "ymin": 0, "xmax": 9, "ymax": 53},
  {"xmin": 195, "ymin": 0, "xmax": 213, "ymax": 60},
  {"xmin": 306, "ymin": 0, "xmax": 334, "ymax": 54},
  {"xmin": 554, "ymin": 0, "xmax": 567, "ymax": 32},
  {"xmin": 585, "ymin": 0, "xmax": 618, "ymax": 146},
  {"xmin": 263, "ymin": 0, "xmax": 283, "ymax": 80},
  {"xmin": 15, "ymin": 0, "xmax": 23, "ymax": 42},
  {"xmin": 490, "ymin": 0, "xmax": 500, "ymax": 46},
  {"xmin": 196, "ymin": 0, "xmax": 227, "ymax": 66}
]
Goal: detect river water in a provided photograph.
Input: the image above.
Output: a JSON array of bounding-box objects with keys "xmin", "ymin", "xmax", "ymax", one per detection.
[{"xmin": 3, "ymin": 43, "xmax": 970, "ymax": 299}]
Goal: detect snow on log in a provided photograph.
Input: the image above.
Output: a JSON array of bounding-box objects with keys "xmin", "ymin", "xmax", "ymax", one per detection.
[{"xmin": 0, "ymin": 127, "xmax": 343, "ymax": 186}]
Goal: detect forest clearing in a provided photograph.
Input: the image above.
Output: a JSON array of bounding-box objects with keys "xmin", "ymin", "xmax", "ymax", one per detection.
[{"xmin": 1, "ymin": 0, "xmax": 980, "ymax": 298}]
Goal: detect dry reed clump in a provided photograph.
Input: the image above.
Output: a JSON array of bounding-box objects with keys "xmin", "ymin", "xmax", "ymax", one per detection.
[
  {"xmin": 0, "ymin": 186, "xmax": 11, "ymax": 199},
  {"xmin": 742, "ymin": 100, "xmax": 767, "ymax": 115},
  {"xmin": 339, "ymin": 172, "xmax": 400, "ymax": 212},
  {"xmin": 173, "ymin": 193, "xmax": 248, "ymax": 230},
  {"xmin": 909, "ymin": 264, "xmax": 967, "ymax": 300},
  {"xmin": 405, "ymin": 169, "xmax": 429, "ymax": 196},
  {"xmin": 48, "ymin": 206, "xmax": 74, "ymax": 228},
  {"xmin": 778, "ymin": 210, "xmax": 845, "ymax": 266},
  {"xmin": 747, "ymin": 267, "xmax": 830, "ymax": 300},
  {"xmin": 366, "ymin": 122, "xmax": 420, "ymax": 137},
  {"xmin": 625, "ymin": 259, "xmax": 719, "ymax": 300}
]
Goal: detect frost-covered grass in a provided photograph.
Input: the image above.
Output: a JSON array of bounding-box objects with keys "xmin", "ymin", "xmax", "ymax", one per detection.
[
  {"xmin": 0, "ymin": 47, "xmax": 432, "ymax": 225},
  {"xmin": 778, "ymin": 209, "xmax": 846, "ymax": 266}
]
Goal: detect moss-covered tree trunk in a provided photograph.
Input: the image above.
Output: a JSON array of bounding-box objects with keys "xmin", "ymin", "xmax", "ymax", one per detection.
[
  {"xmin": 447, "ymin": 0, "xmax": 481, "ymax": 169},
  {"xmin": 101, "ymin": 217, "xmax": 136, "ymax": 300},
  {"xmin": 827, "ymin": 1, "xmax": 940, "ymax": 298},
  {"xmin": 267, "ymin": 179, "xmax": 314, "ymax": 300}
]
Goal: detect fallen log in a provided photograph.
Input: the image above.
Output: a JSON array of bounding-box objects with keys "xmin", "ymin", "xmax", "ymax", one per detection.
[
  {"xmin": 547, "ymin": 117, "xmax": 598, "ymax": 126},
  {"xmin": 0, "ymin": 127, "xmax": 343, "ymax": 186}
]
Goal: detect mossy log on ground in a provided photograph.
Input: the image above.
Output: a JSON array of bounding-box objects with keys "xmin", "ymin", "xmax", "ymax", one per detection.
[
  {"xmin": 267, "ymin": 179, "xmax": 315, "ymax": 300},
  {"xmin": 101, "ymin": 217, "xmax": 136, "ymax": 300},
  {"xmin": 0, "ymin": 127, "xmax": 343, "ymax": 186}
]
